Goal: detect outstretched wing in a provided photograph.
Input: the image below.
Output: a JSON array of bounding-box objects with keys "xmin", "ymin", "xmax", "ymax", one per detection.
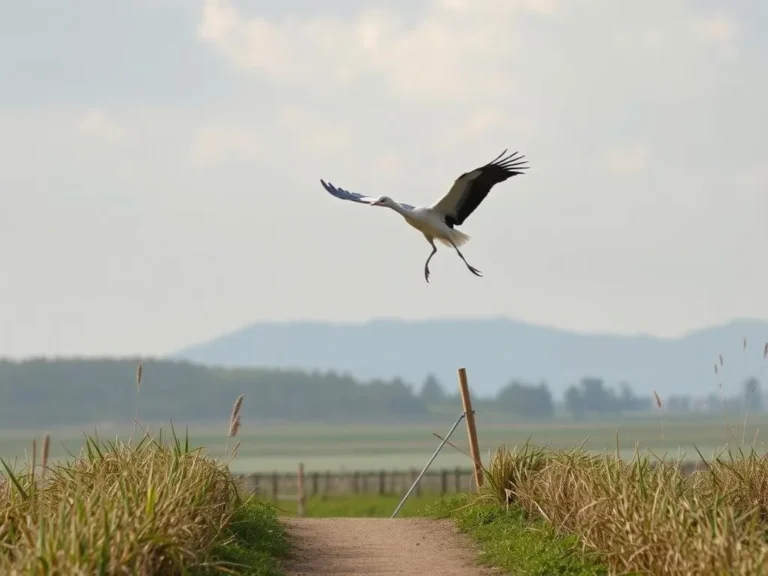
[
  {"xmin": 320, "ymin": 179, "xmax": 377, "ymax": 205},
  {"xmin": 430, "ymin": 150, "xmax": 528, "ymax": 227},
  {"xmin": 319, "ymin": 180, "xmax": 415, "ymax": 210}
]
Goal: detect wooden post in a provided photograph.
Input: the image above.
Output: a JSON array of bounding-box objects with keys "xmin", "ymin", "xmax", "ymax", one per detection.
[
  {"xmin": 412, "ymin": 468, "xmax": 421, "ymax": 496},
  {"xmin": 271, "ymin": 472, "xmax": 279, "ymax": 501},
  {"xmin": 379, "ymin": 470, "xmax": 386, "ymax": 495},
  {"xmin": 311, "ymin": 472, "xmax": 319, "ymax": 496},
  {"xmin": 297, "ymin": 462, "xmax": 306, "ymax": 517},
  {"xmin": 458, "ymin": 367, "xmax": 483, "ymax": 489}
]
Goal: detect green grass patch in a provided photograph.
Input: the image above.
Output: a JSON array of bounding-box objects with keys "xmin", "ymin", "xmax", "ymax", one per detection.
[
  {"xmin": 265, "ymin": 493, "xmax": 440, "ymax": 517},
  {"xmin": 425, "ymin": 494, "xmax": 609, "ymax": 576},
  {"xmin": 204, "ymin": 499, "xmax": 289, "ymax": 576}
]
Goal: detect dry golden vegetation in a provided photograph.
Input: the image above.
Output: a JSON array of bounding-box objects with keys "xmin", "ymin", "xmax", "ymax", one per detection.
[
  {"xmin": 2, "ymin": 431, "xmax": 228, "ymax": 573},
  {"xmin": 477, "ymin": 441, "xmax": 768, "ymax": 575},
  {"xmin": 0, "ymin": 367, "xmax": 287, "ymax": 575},
  {"xmin": 0, "ymin": 427, "xmax": 288, "ymax": 575}
]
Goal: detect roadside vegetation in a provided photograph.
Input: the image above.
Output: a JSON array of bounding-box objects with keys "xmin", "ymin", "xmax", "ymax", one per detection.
[
  {"xmin": 0, "ymin": 366, "xmax": 289, "ymax": 575},
  {"xmin": 0, "ymin": 429, "xmax": 288, "ymax": 575},
  {"xmin": 427, "ymin": 494, "xmax": 608, "ymax": 575},
  {"xmin": 435, "ymin": 440, "xmax": 768, "ymax": 575}
]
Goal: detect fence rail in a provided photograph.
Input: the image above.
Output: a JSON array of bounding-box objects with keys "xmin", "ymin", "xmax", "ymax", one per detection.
[
  {"xmin": 234, "ymin": 466, "xmax": 477, "ymax": 500},
  {"xmin": 233, "ymin": 461, "xmax": 706, "ymax": 502}
]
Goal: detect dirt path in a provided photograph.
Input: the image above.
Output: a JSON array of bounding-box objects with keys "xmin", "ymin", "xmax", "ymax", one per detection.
[{"xmin": 281, "ymin": 518, "xmax": 499, "ymax": 576}]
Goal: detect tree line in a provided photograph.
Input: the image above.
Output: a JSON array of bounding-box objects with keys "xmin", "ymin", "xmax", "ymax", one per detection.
[
  {"xmin": 422, "ymin": 373, "xmax": 764, "ymax": 419},
  {"xmin": 0, "ymin": 358, "xmax": 762, "ymax": 428}
]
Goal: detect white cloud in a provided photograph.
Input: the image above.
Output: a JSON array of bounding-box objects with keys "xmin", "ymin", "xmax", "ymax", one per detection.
[
  {"xmin": 459, "ymin": 109, "xmax": 518, "ymax": 139},
  {"xmin": 300, "ymin": 124, "xmax": 351, "ymax": 155},
  {"xmin": 520, "ymin": 0, "xmax": 557, "ymax": 14},
  {"xmin": 191, "ymin": 123, "xmax": 261, "ymax": 163},
  {"xmin": 196, "ymin": 0, "xmax": 741, "ymax": 125},
  {"xmin": 371, "ymin": 152, "xmax": 401, "ymax": 175},
  {"xmin": 604, "ymin": 143, "xmax": 648, "ymax": 175},
  {"xmin": 74, "ymin": 108, "xmax": 121, "ymax": 144},
  {"xmin": 197, "ymin": 0, "xmax": 547, "ymax": 102},
  {"xmin": 694, "ymin": 13, "xmax": 738, "ymax": 44}
]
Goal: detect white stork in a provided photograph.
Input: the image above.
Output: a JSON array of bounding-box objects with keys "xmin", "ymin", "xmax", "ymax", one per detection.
[{"xmin": 320, "ymin": 149, "xmax": 528, "ymax": 282}]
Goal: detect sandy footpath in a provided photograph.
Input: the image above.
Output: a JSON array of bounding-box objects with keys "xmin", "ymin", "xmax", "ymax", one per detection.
[{"xmin": 281, "ymin": 517, "xmax": 500, "ymax": 576}]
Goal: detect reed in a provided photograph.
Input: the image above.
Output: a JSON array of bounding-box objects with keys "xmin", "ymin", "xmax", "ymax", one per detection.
[
  {"xmin": 475, "ymin": 443, "xmax": 768, "ymax": 575},
  {"xmin": 225, "ymin": 394, "xmax": 244, "ymax": 458},
  {"xmin": 0, "ymin": 366, "xmax": 267, "ymax": 575},
  {"xmin": 0, "ymin": 428, "xmax": 242, "ymax": 574}
]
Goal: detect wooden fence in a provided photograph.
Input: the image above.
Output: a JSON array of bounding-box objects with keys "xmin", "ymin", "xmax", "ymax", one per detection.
[
  {"xmin": 234, "ymin": 466, "xmax": 477, "ymax": 501},
  {"xmin": 233, "ymin": 461, "xmax": 706, "ymax": 504}
]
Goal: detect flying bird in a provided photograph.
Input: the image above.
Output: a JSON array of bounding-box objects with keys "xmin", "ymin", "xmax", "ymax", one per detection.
[{"xmin": 320, "ymin": 149, "xmax": 528, "ymax": 282}]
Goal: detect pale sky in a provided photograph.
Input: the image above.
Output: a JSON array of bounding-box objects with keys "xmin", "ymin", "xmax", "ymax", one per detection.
[{"xmin": 1, "ymin": 0, "xmax": 766, "ymax": 358}]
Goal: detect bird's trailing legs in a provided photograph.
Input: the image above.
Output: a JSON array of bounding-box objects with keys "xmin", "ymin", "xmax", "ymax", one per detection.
[
  {"xmin": 423, "ymin": 236, "xmax": 438, "ymax": 283},
  {"xmin": 450, "ymin": 240, "xmax": 483, "ymax": 278}
]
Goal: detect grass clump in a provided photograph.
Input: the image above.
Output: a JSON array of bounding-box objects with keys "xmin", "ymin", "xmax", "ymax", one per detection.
[
  {"xmin": 0, "ymin": 427, "xmax": 288, "ymax": 575},
  {"xmin": 478, "ymin": 442, "xmax": 768, "ymax": 576},
  {"xmin": 425, "ymin": 494, "xmax": 608, "ymax": 575}
]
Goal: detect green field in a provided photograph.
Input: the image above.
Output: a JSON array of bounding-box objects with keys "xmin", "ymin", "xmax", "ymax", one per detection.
[
  {"xmin": 267, "ymin": 493, "xmax": 440, "ymax": 517},
  {"xmin": 3, "ymin": 413, "xmax": 766, "ymax": 474}
]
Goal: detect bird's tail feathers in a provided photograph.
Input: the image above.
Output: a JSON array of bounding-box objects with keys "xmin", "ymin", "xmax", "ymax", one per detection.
[{"xmin": 437, "ymin": 228, "xmax": 471, "ymax": 248}]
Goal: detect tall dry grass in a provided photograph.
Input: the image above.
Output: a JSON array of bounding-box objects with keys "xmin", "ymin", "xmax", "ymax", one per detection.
[
  {"xmin": 479, "ymin": 442, "xmax": 768, "ymax": 575},
  {"xmin": 0, "ymin": 362, "xmax": 253, "ymax": 575},
  {"xmin": 461, "ymin": 338, "xmax": 768, "ymax": 575},
  {"xmin": 0, "ymin": 428, "xmax": 243, "ymax": 574}
]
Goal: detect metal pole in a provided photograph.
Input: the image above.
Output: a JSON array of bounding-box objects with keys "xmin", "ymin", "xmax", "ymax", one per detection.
[{"xmin": 391, "ymin": 411, "xmax": 467, "ymax": 518}]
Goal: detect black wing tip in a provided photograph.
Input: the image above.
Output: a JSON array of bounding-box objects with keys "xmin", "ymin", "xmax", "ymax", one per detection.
[
  {"xmin": 489, "ymin": 148, "xmax": 529, "ymax": 174},
  {"xmin": 320, "ymin": 179, "xmax": 342, "ymax": 195}
]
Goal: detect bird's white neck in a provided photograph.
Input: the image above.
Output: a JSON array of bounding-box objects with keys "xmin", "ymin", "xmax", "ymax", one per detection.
[{"xmin": 383, "ymin": 201, "xmax": 408, "ymax": 216}]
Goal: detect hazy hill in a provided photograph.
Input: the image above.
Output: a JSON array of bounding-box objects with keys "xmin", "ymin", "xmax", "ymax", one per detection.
[{"xmin": 174, "ymin": 317, "xmax": 768, "ymax": 398}]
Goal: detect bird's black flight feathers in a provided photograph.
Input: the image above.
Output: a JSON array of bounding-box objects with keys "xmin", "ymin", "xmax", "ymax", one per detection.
[{"xmin": 444, "ymin": 149, "xmax": 528, "ymax": 228}]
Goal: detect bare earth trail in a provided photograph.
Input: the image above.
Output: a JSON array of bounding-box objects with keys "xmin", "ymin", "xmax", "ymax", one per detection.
[{"xmin": 281, "ymin": 518, "xmax": 500, "ymax": 576}]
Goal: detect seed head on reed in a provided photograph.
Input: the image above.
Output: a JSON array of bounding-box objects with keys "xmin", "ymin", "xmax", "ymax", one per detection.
[
  {"xmin": 743, "ymin": 337, "xmax": 747, "ymax": 352},
  {"xmin": 229, "ymin": 394, "xmax": 244, "ymax": 428},
  {"xmin": 764, "ymin": 342, "xmax": 767, "ymax": 358},
  {"xmin": 228, "ymin": 415, "xmax": 241, "ymax": 438},
  {"xmin": 136, "ymin": 362, "xmax": 144, "ymax": 390},
  {"xmin": 719, "ymin": 353, "xmax": 724, "ymax": 366},
  {"xmin": 714, "ymin": 364, "xmax": 718, "ymax": 375},
  {"xmin": 224, "ymin": 394, "xmax": 244, "ymax": 458},
  {"xmin": 653, "ymin": 390, "xmax": 662, "ymax": 409},
  {"xmin": 42, "ymin": 433, "xmax": 50, "ymax": 478},
  {"xmin": 229, "ymin": 394, "xmax": 244, "ymax": 436}
]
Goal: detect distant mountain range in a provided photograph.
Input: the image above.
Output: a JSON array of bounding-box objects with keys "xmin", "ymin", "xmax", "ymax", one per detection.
[{"xmin": 173, "ymin": 317, "xmax": 768, "ymax": 399}]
